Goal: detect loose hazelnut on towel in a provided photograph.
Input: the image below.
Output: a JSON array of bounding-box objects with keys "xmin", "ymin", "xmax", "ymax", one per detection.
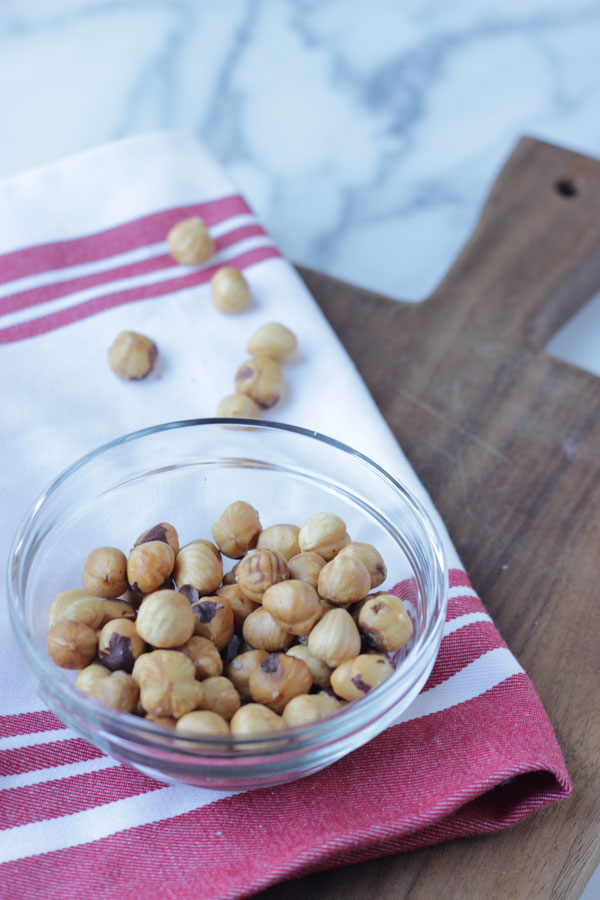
[
  {"xmin": 167, "ymin": 217, "xmax": 214, "ymax": 265},
  {"xmin": 108, "ymin": 331, "xmax": 158, "ymax": 380},
  {"xmin": 235, "ymin": 357, "xmax": 284, "ymax": 409},
  {"xmin": 217, "ymin": 394, "xmax": 259, "ymax": 419},
  {"xmin": 211, "ymin": 267, "xmax": 251, "ymax": 314},
  {"xmin": 246, "ymin": 323, "xmax": 297, "ymax": 363}
]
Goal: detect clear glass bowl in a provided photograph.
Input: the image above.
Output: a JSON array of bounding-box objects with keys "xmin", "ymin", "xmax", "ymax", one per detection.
[{"xmin": 8, "ymin": 419, "xmax": 448, "ymax": 790}]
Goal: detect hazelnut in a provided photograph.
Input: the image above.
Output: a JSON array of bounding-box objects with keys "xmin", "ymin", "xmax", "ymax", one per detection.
[
  {"xmin": 175, "ymin": 710, "xmax": 230, "ymax": 737},
  {"xmin": 82, "ymin": 547, "xmax": 128, "ymax": 599},
  {"xmin": 99, "ymin": 598, "xmax": 137, "ymax": 625},
  {"xmin": 307, "ymin": 609, "xmax": 361, "ymax": 668},
  {"xmin": 337, "ymin": 542, "xmax": 387, "ymax": 589},
  {"xmin": 242, "ymin": 607, "xmax": 293, "ymax": 652},
  {"xmin": 226, "ymin": 650, "xmax": 268, "ymax": 700},
  {"xmin": 197, "ymin": 676, "xmax": 241, "ymax": 721},
  {"xmin": 262, "ymin": 580, "xmax": 322, "ymax": 635},
  {"xmin": 246, "ymin": 323, "xmax": 297, "ymax": 363},
  {"xmin": 287, "ymin": 551, "xmax": 326, "ymax": 588},
  {"xmin": 234, "ymin": 357, "xmax": 284, "ymax": 409},
  {"xmin": 256, "ymin": 524, "xmax": 300, "ymax": 561},
  {"xmin": 167, "ymin": 216, "xmax": 214, "ymax": 265},
  {"xmin": 173, "ymin": 541, "xmax": 223, "ymax": 593},
  {"xmin": 127, "ymin": 541, "xmax": 175, "ymax": 595},
  {"xmin": 147, "ymin": 716, "xmax": 178, "ymax": 729},
  {"xmin": 135, "ymin": 589, "xmax": 195, "ymax": 648},
  {"xmin": 298, "ymin": 513, "xmax": 350, "ymax": 561},
  {"xmin": 286, "ymin": 645, "xmax": 332, "ymax": 688},
  {"xmin": 249, "ymin": 653, "xmax": 312, "ymax": 713},
  {"xmin": 108, "ymin": 331, "xmax": 158, "ymax": 380},
  {"xmin": 133, "ymin": 650, "xmax": 204, "ymax": 718},
  {"xmin": 134, "ymin": 522, "xmax": 180, "ymax": 557},
  {"xmin": 282, "ymin": 692, "xmax": 342, "ymax": 728},
  {"xmin": 211, "ymin": 267, "xmax": 251, "ymax": 314},
  {"xmin": 98, "ymin": 619, "xmax": 146, "ymax": 672},
  {"xmin": 235, "ymin": 549, "xmax": 289, "ymax": 602},
  {"xmin": 75, "ymin": 663, "xmax": 111, "ymax": 695},
  {"xmin": 48, "ymin": 589, "xmax": 104, "ymax": 630},
  {"xmin": 189, "ymin": 538, "xmax": 222, "ymax": 562},
  {"xmin": 216, "ymin": 584, "xmax": 258, "ymax": 629},
  {"xmin": 189, "ymin": 595, "xmax": 234, "ymax": 650},
  {"xmin": 222, "ymin": 561, "xmax": 241, "ymax": 585},
  {"xmin": 211, "ymin": 501, "xmax": 262, "ymax": 559},
  {"xmin": 89, "ymin": 671, "xmax": 140, "ymax": 713},
  {"xmin": 330, "ymin": 653, "xmax": 395, "ymax": 701},
  {"xmin": 317, "ymin": 556, "xmax": 371, "ymax": 606},
  {"xmin": 177, "ymin": 635, "xmax": 223, "ymax": 679},
  {"xmin": 358, "ymin": 593, "xmax": 414, "ymax": 653},
  {"xmin": 230, "ymin": 703, "xmax": 285, "ymax": 739},
  {"xmin": 217, "ymin": 394, "xmax": 259, "ymax": 419},
  {"xmin": 47, "ymin": 621, "xmax": 98, "ymax": 669}
]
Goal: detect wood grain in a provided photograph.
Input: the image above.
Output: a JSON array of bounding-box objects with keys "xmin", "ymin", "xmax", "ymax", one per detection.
[{"xmin": 258, "ymin": 138, "xmax": 600, "ymax": 900}]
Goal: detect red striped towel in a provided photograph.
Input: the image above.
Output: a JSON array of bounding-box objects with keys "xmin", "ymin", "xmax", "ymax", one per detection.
[{"xmin": 0, "ymin": 134, "xmax": 570, "ymax": 899}]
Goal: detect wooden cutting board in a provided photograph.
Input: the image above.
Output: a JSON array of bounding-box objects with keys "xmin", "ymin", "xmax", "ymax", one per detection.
[{"xmin": 260, "ymin": 138, "xmax": 600, "ymax": 900}]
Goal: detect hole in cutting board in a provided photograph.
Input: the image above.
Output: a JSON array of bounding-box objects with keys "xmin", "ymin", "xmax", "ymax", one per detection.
[
  {"xmin": 546, "ymin": 289, "xmax": 600, "ymax": 377},
  {"xmin": 554, "ymin": 178, "xmax": 578, "ymax": 198}
]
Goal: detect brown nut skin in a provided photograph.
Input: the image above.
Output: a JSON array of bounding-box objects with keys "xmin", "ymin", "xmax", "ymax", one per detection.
[
  {"xmin": 197, "ymin": 676, "xmax": 241, "ymax": 721},
  {"xmin": 307, "ymin": 608, "xmax": 361, "ymax": 668},
  {"xmin": 177, "ymin": 635, "xmax": 223, "ymax": 680},
  {"xmin": 175, "ymin": 710, "xmax": 230, "ymax": 736},
  {"xmin": 47, "ymin": 621, "xmax": 98, "ymax": 670},
  {"xmin": 230, "ymin": 703, "xmax": 285, "ymax": 738},
  {"xmin": 217, "ymin": 394, "xmax": 259, "ymax": 419},
  {"xmin": 167, "ymin": 216, "xmax": 214, "ymax": 265},
  {"xmin": 127, "ymin": 541, "xmax": 175, "ymax": 595},
  {"xmin": 262, "ymin": 580, "xmax": 323, "ymax": 635},
  {"xmin": 286, "ymin": 644, "xmax": 332, "ymax": 688},
  {"xmin": 282, "ymin": 692, "xmax": 342, "ymax": 728},
  {"xmin": 135, "ymin": 589, "xmax": 195, "ymax": 648},
  {"xmin": 210, "ymin": 267, "xmax": 251, "ymax": 314},
  {"xmin": 174, "ymin": 541, "xmax": 223, "ymax": 594},
  {"xmin": 246, "ymin": 322, "xmax": 297, "ymax": 364},
  {"xmin": 330, "ymin": 653, "xmax": 395, "ymax": 701},
  {"xmin": 98, "ymin": 619, "xmax": 146, "ymax": 672},
  {"xmin": 242, "ymin": 607, "xmax": 293, "ymax": 652},
  {"xmin": 75, "ymin": 663, "xmax": 111, "ymax": 695},
  {"xmin": 249, "ymin": 652, "xmax": 312, "ymax": 713},
  {"xmin": 82, "ymin": 547, "xmax": 128, "ymax": 599},
  {"xmin": 226, "ymin": 650, "xmax": 269, "ymax": 700},
  {"xmin": 134, "ymin": 522, "xmax": 180, "ymax": 557},
  {"xmin": 298, "ymin": 514, "xmax": 350, "ymax": 561},
  {"xmin": 256, "ymin": 524, "xmax": 300, "ymax": 561},
  {"xmin": 216, "ymin": 584, "xmax": 259, "ymax": 629},
  {"xmin": 108, "ymin": 331, "xmax": 158, "ymax": 380},
  {"xmin": 358, "ymin": 593, "xmax": 414, "ymax": 652},
  {"xmin": 287, "ymin": 551, "xmax": 326, "ymax": 588},
  {"xmin": 187, "ymin": 594, "xmax": 235, "ymax": 650},
  {"xmin": 133, "ymin": 650, "xmax": 204, "ymax": 719},
  {"xmin": 211, "ymin": 501, "xmax": 262, "ymax": 559},
  {"xmin": 317, "ymin": 556, "xmax": 371, "ymax": 606},
  {"xmin": 337, "ymin": 542, "xmax": 387, "ymax": 590},
  {"xmin": 48, "ymin": 589, "xmax": 104, "ymax": 630},
  {"xmin": 234, "ymin": 357, "xmax": 284, "ymax": 409},
  {"xmin": 235, "ymin": 549, "xmax": 289, "ymax": 603},
  {"xmin": 99, "ymin": 598, "xmax": 137, "ymax": 626},
  {"xmin": 89, "ymin": 671, "xmax": 140, "ymax": 713}
]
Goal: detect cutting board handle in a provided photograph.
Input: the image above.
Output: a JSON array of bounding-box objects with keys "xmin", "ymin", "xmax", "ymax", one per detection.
[{"xmin": 427, "ymin": 137, "xmax": 600, "ymax": 351}]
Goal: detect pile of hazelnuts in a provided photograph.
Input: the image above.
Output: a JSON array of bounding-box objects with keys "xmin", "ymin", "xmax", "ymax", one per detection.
[{"xmin": 46, "ymin": 501, "xmax": 413, "ymax": 741}]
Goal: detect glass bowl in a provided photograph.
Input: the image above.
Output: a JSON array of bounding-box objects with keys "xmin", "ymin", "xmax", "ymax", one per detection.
[{"xmin": 8, "ymin": 419, "xmax": 448, "ymax": 790}]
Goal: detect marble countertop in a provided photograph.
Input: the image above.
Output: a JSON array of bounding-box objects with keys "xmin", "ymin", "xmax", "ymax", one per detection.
[{"xmin": 1, "ymin": 0, "xmax": 599, "ymax": 372}]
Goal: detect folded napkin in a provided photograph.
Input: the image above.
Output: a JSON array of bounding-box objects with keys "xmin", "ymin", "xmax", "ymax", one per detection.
[{"xmin": 0, "ymin": 134, "xmax": 570, "ymax": 899}]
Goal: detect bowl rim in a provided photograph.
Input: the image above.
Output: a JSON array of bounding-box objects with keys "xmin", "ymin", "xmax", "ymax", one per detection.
[{"xmin": 8, "ymin": 417, "xmax": 448, "ymax": 755}]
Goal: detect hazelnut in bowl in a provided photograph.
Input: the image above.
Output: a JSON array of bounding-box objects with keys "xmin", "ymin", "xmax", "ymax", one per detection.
[{"xmin": 8, "ymin": 420, "xmax": 447, "ymax": 790}]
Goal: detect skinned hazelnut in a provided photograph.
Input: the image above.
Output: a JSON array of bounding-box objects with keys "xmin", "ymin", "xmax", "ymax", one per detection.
[
  {"xmin": 174, "ymin": 541, "xmax": 223, "ymax": 593},
  {"xmin": 230, "ymin": 703, "xmax": 285, "ymax": 739},
  {"xmin": 226, "ymin": 650, "xmax": 268, "ymax": 700},
  {"xmin": 127, "ymin": 541, "xmax": 175, "ymax": 595},
  {"xmin": 89, "ymin": 671, "xmax": 139, "ymax": 713},
  {"xmin": 286, "ymin": 644, "xmax": 332, "ymax": 688},
  {"xmin": 48, "ymin": 589, "xmax": 104, "ymax": 630},
  {"xmin": 330, "ymin": 653, "xmax": 395, "ymax": 701},
  {"xmin": 189, "ymin": 539, "xmax": 222, "ymax": 562},
  {"xmin": 358, "ymin": 593, "xmax": 414, "ymax": 652},
  {"xmin": 307, "ymin": 608, "xmax": 361, "ymax": 668},
  {"xmin": 216, "ymin": 584, "xmax": 258, "ymax": 629},
  {"xmin": 217, "ymin": 394, "xmax": 260, "ymax": 419},
  {"xmin": 108, "ymin": 331, "xmax": 158, "ymax": 380},
  {"xmin": 298, "ymin": 514, "xmax": 350, "ymax": 561},
  {"xmin": 222, "ymin": 561, "xmax": 241, "ymax": 585},
  {"xmin": 99, "ymin": 598, "xmax": 137, "ymax": 625},
  {"xmin": 282, "ymin": 692, "xmax": 342, "ymax": 728},
  {"xmin": 287, "ymin": 551, "xmax": 327, "ymax": 588},
  {"xmin": 134, "ymin": 522, "xmax": 180, "ymax": 557},
  {"xmin": 98, "ymin": 619, "xmax": 146, "ymax": 672},
  {"xmin": 48, "ymin": 621, "xmax": 98, "ymax": 669},
  {"xmin": 133, "ymin": 650, "xmax": 204, "ymax": 719},
  {"xmin": 135, "ymin": 589, "xmax": 195, "ymax": 648},
  {"xmin": 235, "ymin": 549, "xmax": 289, "ymax": 603},
  {"xmin": 189, "ymin": 595, "xmax": 235, "ymax": 650},
  {"xmin": 337, "ymin": 542, "xmax": 387, "ymax": 589},
  {"xmin": 75, "ymin": 663, "xmax": 111, "ymax": 695},
  {"xmin": 262, "ymin": 580, "xmax": 322, "ymax": 635},
  {"xmin": 197, "ymin": 676, "xmax": 241, "ymax": 720},
  {"xmin": 246, "ymin": 323, "xmax": 297, "ymax": 363},
  {"xmin": 177, "ymin": 635, "xmax": 223, "ymax": 679},
  {"xmin": 256, "ymin": 524, "xmax": 300, "ymax": 561},
  {"xmin": 147, "ymin": 716, "xmax": 178, "ymax": 729},
  {"xmin": 235, "ymin": 357, "xmax": 284, "ymax": 409},
  {"xmin": 82, "ymin": 547, "xmax": 128, "ymax": 599},
  {"xmin": 175, "ymin": 710, "xmax": 230, "ymax": 737},
  {"xmin": 317, "ymin": 556, "xmax": 371, "ymax": 606},
  {"xmin": 242, "ymin": 607, "xmax": 293, "ymax": 652},
  {"xmin": 211, "ymin": 267, "xmax": 251, "ymax": 314},
  {"xmin": 249, "ymin": 653, "xmax": 312, "ymax": 713},
  {"xmin": 211, "ymin": 501, "xmax": 262, "ymax": 558},
  {"xmin": 167, "ymin": 217, "xmax": 214, "ymax": 265}
]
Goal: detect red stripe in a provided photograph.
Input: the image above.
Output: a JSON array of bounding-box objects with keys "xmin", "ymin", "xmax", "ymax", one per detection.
[
  {"xmin": 423, "ymin": 621, "xmax": 506, "ymax": 691},
  {"xmin": 0, "ymin": 676, "xmax": 570, "ymax": 900},
  {"xmin": 0, "ymin": 711, "xmax": 65, "ymax": 739},
  {"xmin": 447, "ymin": 592, "xmax": 486, "ymax": 618},
  {"xmin": 0, "ymin": 245, "xmax": 280, "ymax": 345},
  {"xmin": 0, "ymin": 223, "xmax": 266, "ymax": 318},
  {"xmin": 0, "ymin": 738, "xmax": 103, "ymax": 777},
  {"xmin": 449, "ymin": 569, "xmax": 472, "ymax": 589},
  {"xmin": 0, "ymin": 197, "xmax": 252, "ymax": 285}
]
